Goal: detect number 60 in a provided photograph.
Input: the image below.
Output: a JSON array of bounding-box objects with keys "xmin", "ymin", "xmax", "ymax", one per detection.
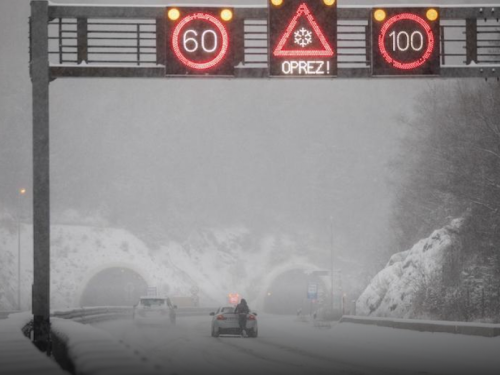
[{"xmin": 183, "ymin": 29, "xmax": 218, "ymax": 53}]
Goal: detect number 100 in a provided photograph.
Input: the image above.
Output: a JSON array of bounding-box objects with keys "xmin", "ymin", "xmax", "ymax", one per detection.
[{"xmin": 389, "ymin": 30, "xmax": 424, "ymax": 52}]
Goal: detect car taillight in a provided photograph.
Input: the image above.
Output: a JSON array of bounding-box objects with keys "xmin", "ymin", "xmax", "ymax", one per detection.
[
  {"xmin": 216, "ymin": 314, "xmax": 227, "ymax": 320},
  {"xmin": 248, "ymin": 314, "xmax": 256, "ymax": 321}
]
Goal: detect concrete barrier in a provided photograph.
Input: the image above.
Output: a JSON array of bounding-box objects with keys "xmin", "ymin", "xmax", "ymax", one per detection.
[{"xmin": 339, "ymin": 315, "xmax": 500, "ymax": 337}]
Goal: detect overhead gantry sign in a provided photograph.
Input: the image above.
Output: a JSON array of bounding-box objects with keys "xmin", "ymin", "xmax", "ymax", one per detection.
[
  {"xmin": 29, "ymin": 0, "xmax": 500, "ymax": 353},
  {"xmin": 38, "ymin": 1, "xmax": 500, "ymax": 80}
]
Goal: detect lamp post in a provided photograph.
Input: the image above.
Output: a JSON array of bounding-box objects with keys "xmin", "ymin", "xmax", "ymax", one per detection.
[
  {"xmin": 18, "ymin": 188, "xmax": 26, "ymax": 311},
  {"xmin": 329, "ymin": 215, "xmax": 334, "ymax": 314}
]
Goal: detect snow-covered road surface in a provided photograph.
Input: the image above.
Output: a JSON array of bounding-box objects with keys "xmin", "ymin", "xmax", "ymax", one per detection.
[{"xmin": 93, "ymin": 314, "xmax": 500, "ymax": 375}]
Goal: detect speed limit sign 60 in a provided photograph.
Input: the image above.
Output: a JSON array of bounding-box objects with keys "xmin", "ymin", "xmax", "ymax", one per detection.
[{"xmin": 166, "ymin": 7, "xmax": 235, "ymax": 76}]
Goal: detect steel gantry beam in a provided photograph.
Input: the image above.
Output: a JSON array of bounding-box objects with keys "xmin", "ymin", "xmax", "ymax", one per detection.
[{"xmin": 41, "ymin": 2, "xmax": 500, "ymax": 80}]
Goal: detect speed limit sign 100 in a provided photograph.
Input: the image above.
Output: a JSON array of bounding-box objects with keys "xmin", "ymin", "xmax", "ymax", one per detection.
[
  {"xmin": 372, "ymin": 8, "xmax": 440, "ymax": 76},
  {"xmin": 166, "ymin": 7, "xmax": 235, "ymax": 76}
]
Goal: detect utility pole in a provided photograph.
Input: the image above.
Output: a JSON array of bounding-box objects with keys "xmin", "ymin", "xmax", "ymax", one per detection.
[{"xmin": 18, "ymin": 188, "xmax": 26, "ymax": 310}]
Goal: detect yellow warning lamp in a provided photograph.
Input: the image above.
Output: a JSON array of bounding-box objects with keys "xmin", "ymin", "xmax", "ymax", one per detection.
[
  {"xmin": 167, "ymin": 8, "xmax": 180, "ymax": 21},
  {"xmin": 374, "ymin": 9, "xmax": 386, "ymax": 22},
  {"xmin": 220, "ymin": 9, "xmax": 233, "ymax": 22},
  {"xmin": 323, "ymin": 0, "xmax": 336, "ymax": 6},
  {"xmin": 426, "ymin": 8, "xmax": 439, "ymax": 21},
  {"xmin": 271, "ymin": 0, "xmax": 283, "ymax": 7}
]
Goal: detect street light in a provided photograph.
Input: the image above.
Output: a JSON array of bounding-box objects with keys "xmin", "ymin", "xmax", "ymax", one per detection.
[
  {"xmin": 18, "ymin": 188, "xmax": 26, "ymax": 311},
  {"xmin": 329, "ymin": 216, "xmax": 334, "ymax": 314}
]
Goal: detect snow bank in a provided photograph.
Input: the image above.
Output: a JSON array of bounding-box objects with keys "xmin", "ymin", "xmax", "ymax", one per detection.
[
  {"xmin": 51, "ymin": 318, "xmax": 162, "ymax": 375},
  {"xmin": 0, "ymin": 312, "xmax": 69, "ymax": 375},
  {"xmin": 356, "ymin": 218, "xmax": 463, "ymax": 318}
]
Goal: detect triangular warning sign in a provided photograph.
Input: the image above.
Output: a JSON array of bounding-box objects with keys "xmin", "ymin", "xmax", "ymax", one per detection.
[{"xmin": 273, "ymin": 3, "xmax": 334, "ymax": 57}]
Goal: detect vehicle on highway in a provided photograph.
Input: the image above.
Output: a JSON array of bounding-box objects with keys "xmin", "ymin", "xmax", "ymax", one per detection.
[
  {"xmin": 133, "ymin": 296, "xmax": 177, "ymax": 325},
  {"xmin": 209, "ymin": 306, "xmax": 258, "ymax": 337}
]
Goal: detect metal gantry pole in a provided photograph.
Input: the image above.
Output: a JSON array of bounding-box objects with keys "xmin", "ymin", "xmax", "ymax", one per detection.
[{"xmin": 30, "ymin": 0, "xmax": 51, "ymax": 353}]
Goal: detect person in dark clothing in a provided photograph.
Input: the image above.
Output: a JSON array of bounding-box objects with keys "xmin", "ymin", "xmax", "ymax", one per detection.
[{"xmin": 234, "ymin": 298, "xmax": 250, "ymax": 336}]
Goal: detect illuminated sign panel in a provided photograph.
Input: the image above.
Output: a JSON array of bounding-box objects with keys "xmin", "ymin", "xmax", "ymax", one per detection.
[
  {"xmin": 269, "ymin": 0, "xmax": 337, "ymax": 77},
  {"xmin": 372, "ymin": 8, "xmax": 440, "ymax": 76},
  {"xmin": 166, "ymin": 7, "xmax": 234, "ymax": 76}
]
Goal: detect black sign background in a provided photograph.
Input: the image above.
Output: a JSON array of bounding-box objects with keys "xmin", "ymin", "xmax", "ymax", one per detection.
[
  {"xmin": 268, "ymin": 0, "xmax": 337, "ymax": 77},
  {"xmin": 372, "ymin": 8, "xmax": 440, "ymax": 76},
  {"xmin": 166, "ymin": 7, "xmax": 234, "ymax": 76}
]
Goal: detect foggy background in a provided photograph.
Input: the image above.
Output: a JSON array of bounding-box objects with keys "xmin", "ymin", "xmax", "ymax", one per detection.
[
  {"xmin": 2, "ymin": 4, "xmax": 500, "ymax": 374},
  {"xmin": 0, "ymin": 0, "xmax": 488, "ymax": 278}
]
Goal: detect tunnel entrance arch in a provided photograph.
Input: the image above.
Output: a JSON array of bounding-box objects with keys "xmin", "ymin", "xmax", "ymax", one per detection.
[
  {"xmin": 263, "ymin": 269, "xmax": 327, "ymax": 315},
  {"xmin": 253, "ymin": 262, "xmax": 329, "ymax": 314},
  {"xmin": 80, "ymin": 267, "xmax": 148, "ymax": 307}
]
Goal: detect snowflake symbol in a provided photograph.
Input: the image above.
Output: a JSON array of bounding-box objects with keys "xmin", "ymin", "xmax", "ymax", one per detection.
[{"xmin": 294, "ymin": 27, "xmax": 313, "ymax": 48}]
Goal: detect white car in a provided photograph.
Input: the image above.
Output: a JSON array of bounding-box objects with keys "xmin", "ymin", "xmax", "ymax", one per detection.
[
  {"xmin": 133, "ymin": 296, "xmax": 177, "ymax": 325},
  {"xmin": 209, "ymin": 306, "xmax": 258, "ymax": 337}
]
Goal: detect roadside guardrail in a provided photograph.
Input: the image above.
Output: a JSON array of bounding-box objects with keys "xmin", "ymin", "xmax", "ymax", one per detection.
[
  {"xmin": 52, "ymin": 306, "xmax": 216, "ymax": 323},
  {"xmin": 52, "ymin": 306, "xmax": 133, "ymax": 324},
  {"xmin": 339, "ymin": 315, "xmax": 500, "ymax": 337},
  {"xmin": 0, "ymin": 310, "xmax": 19, "ymax": 319}
]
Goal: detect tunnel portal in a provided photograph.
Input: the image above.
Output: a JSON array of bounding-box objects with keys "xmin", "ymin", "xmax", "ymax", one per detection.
[
  {"xmin": 263, "ymin": 269, "xmax": 324, "ymax": 315},
  {"xmin": 80, "ymin": 267, "xmax": 148, "ymax": 306}
]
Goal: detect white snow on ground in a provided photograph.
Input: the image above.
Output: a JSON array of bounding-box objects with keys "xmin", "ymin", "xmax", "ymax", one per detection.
[
  {"xmin": 94, "ymin": 313, "xmax": 500, "ymax": 375},
  {"xmin": 0, "ymin": 312, "xmax": 69, "ymax": 375},
  {"xmin": 356, "ymin": 218, "xmax": 463, "ymax": 318},
  {"xmin": 51, "ymin": 318, "xmax": 163, "ymax": 375}
]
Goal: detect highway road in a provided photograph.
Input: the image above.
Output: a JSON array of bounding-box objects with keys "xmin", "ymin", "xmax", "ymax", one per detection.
[{"xmin": 93, "ymin": 313, "xmax": 500, "ymax": 375}]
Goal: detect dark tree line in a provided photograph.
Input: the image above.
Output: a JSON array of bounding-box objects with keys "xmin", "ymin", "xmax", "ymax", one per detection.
[{"xmin": 390, "ymin": 81, "xmax": 500, "ymax": 321}]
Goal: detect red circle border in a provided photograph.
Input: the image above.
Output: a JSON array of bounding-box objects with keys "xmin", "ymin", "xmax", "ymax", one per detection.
[
  {"xmin": 378, "ymin": 13, "xmax": 435, "ymax": 70},
  {"xmin": 172, "ymin": 13, "xmax": 229, "ymax": 71}
]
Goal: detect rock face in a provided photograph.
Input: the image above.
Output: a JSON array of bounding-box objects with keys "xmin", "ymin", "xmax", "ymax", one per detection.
[{"xmin": 356, "ymin": 218, "xmax": 463, "ymax": 318}]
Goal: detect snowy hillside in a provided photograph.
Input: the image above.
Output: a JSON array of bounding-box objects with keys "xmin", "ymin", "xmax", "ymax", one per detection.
[
  {"xmin": 0, "ymin": 219, "xmax": 307, "ymax": 310},
  {"xmin": 356, "ymin": 218, "xmax": 463, "ymax": 318}
]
